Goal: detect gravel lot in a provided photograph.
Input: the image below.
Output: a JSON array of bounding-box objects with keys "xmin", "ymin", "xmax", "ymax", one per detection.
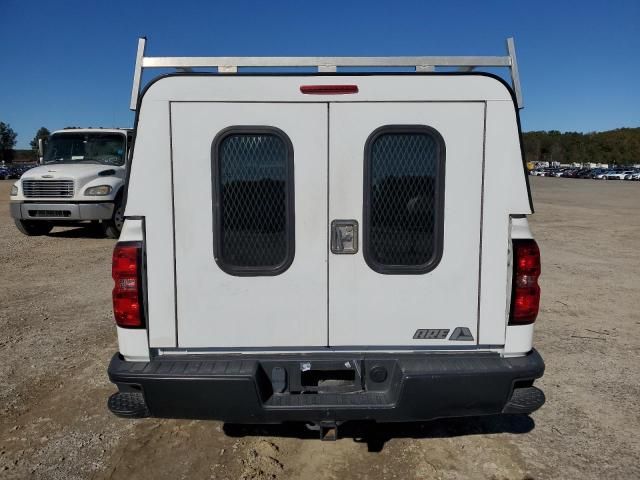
[{"xmin": 1, "ymin": 177, "xmax": 639, "ymax": 479}]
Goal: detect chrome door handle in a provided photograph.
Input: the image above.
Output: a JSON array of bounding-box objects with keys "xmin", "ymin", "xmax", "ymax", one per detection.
[{"xmin": 331, "ymin": 220, "xmax": 358, "ymax": 254}]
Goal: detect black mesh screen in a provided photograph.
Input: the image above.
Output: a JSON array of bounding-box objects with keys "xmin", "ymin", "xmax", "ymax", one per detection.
[
  {"xmin": 215, "ymin": 132, "xmax": 293, "ymax": 273},
  {"xmin": 365, "ymin": 129, "xmax": 443, "ymax": 272}
]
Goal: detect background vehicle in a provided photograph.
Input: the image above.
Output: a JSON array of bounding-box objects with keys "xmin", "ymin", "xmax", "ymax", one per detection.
[
  {"xmin": 577, "ymin": 169, "xmax": 596, "ymax": 179},
  {"xmin": 106, "ymin": 37, "xmax": 545, "ymax": 435},
  {"xmin": 531, "ymin": 167, "xmax": 556, "ymax": 177},
  {"xmin": 1, "ymin": 162, "xmax": 56, "ymax": 180},
  {"xmin": 605, "ymin": 170, "xmax": 634, "ymax": 180},
  {"xmin": 5, "ymin": 164, "xmax": 37, "ymax": 179},
  {"xmin": 9, "ymin": 128, "xmax": 133, "ymax": 237},
  {"xmin": 567, "ymin": 168, "xmax": 585, "ymax": 178}
]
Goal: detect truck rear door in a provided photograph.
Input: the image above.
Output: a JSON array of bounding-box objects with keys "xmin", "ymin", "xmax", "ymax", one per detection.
[
  {"xmin": 169, "ymin": 96, "xmax": 484, "ymax": 349},
  {"xmin": 329, "ymin": 102, "xmax": 485, "ymax": 346},
  {"xmin": 171, "ymin": 102, "xmax": 328, "ymax": 348}
]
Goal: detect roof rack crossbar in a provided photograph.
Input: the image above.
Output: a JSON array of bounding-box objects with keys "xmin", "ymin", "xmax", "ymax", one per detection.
[{"xmin": 130, "ymin": 37, "xmax": 523, "ymax": 110}]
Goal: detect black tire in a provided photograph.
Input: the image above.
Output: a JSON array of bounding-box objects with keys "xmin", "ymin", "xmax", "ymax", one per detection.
[
  {"xmin": 14, "ymin": 219, "xmax": 53, "ymax": 236},
  {"xmin": 102, "ymin": 198, "xmax": 124, "ymax": 239}
]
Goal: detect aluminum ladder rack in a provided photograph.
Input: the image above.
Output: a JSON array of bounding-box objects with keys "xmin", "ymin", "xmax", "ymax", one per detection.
[{"xmin": 130, "ymin": 37, "xmax": 523, "ymax": 111}]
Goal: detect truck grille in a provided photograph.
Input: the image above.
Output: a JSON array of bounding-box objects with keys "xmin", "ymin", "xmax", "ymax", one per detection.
[{"xmin": 22, "ymin": 179, "xmax": 74, "ymax": 198}]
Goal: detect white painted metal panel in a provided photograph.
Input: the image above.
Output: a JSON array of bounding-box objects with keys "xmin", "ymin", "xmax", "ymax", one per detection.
[
  {"xmin": 129, "ymin": 75, "xmax": 529, "ymax": 352},
  {"xmin": 118, "ymin": 218, "xmax": 143, "ymax": 242},
  {"xmin": 141, "ymin": 75, "xmax": 513, "ymax": 105},
  {"xmin": 116, "ymin": 327, "xmax": 150, "ymax": 361},
  {"xmin": 477, "ymin": 101, "xmax": 533, "ymax": 346},
  {"xmin": 504, "ymin": 324, "xmax": 534, "ymax": 355},
  {"xmin": 170, "ymin": 103, "xmax": 328, "ymax": 348},
  {"xmin": 125, "ymin": 100, "xmax": 177, "ymax": 347},
  {"xmin": 329, "ymin": 103, "xmax": 485, "ymax": 346}
]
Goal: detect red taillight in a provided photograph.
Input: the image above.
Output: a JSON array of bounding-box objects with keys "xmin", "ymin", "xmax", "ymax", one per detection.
[
  {"xmin": 300, "ymin": 85, "xmax": 359, "ymax": 94},
  {"xmin": 112, "ymin": 242, "xmax": 144, "ymax": 328},
  {"xmin": 509, "ymin": 239, "xmax": 541, "ymax": 325}
]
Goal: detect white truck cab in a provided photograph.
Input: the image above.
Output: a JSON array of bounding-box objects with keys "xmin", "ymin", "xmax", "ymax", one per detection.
[
  {"xmin": 9, "ymin": 128, "xmax": 133, "ymax": 238},
  {"xmin": 107, "ymin": 38, "xmax": 544, "ymax": 437}
]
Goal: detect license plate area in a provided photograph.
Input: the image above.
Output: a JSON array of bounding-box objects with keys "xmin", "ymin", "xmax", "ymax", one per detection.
[
  {"xmin": 256, "ymin": 356, "xmax": 400, "ymax": 400},
  {"xmin": 301, "ymin": 369, "xmax": 355, "ymax": 387},
  {"xmin": 299, "ymin": 362, "xmax": 361, "ymax": 394},
  {"xmin": 281, "ymin": 360, "xmax": 364, "ymax": 394}
]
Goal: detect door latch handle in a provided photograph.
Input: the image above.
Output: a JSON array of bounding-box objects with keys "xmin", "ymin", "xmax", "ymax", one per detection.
[{"xmin": 331, "ymin": 220, "xmax": 358, "ymax": 254}]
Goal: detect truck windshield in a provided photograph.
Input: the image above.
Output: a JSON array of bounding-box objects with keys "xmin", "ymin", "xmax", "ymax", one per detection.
[{"xmin": 44, "ymin": 133, "xmax": 126, "ymax": 166}]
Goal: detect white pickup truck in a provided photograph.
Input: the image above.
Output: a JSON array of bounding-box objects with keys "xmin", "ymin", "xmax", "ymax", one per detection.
[
  {"xmin": 9, "ymin": 128, "xmax": 133, "ymax": 238},
  {"xmin": 107, "ymin": 38, "xmax": 544, "ymax": 438}
]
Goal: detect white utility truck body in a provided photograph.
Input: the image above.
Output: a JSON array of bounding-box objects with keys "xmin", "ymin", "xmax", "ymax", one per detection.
[
  {"xmin": 9, "ymin": 128, "xmax": 133, "ymax": 238},
  {"xmin": 107, "ymin": 38, "xmax": 544, "ymax": 435}
]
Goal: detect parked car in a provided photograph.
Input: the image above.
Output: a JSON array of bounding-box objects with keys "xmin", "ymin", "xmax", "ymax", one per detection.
[
  {"xmin": 1, "ymin": 164, "xmax": 38, "ymax": 180},
  {"xmin": 567, "ymin": 168, "xmax": 590, "ymax": 178},
  {"xmin": 8, "ymin": 164, "xmax": 33, "ymax": 179},
  {"xmin": 589, "ymin": 168, "xmax": 605, "ymax": 179},
  {"xmin": 9, "ymin": 164, "xmax": 24, "ymax": 179},
  {"xmin": 106, "ymin": 37, "xmax": 545, "ymax": 433},
  {"xmin": 606, "ymin": 170, "xmax": 635, "ymax": 180},
  {"xmin": 561, "ymin": 168, "xmax": 581, "ymax": 178},
  {"xmin": 595, "ymin": 170, "xmax": 612, "ymax": 179},
  {"xmin": 623, "ymin": 170, "xmax": 640, "ymax": 180},
  {"xmin": 8, "ymin": 165, "xmax": 20, "ymax": 179},
  {"xmin": 578, "ymin": 169, "xmax": 597, "ymax": 179}
]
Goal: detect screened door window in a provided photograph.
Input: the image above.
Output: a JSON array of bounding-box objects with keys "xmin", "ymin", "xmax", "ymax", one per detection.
[
  {"xmin": 363, "ymin": 126, "xmax": 445, "ymax": 274},
  {"xmin": 212, "ymin": 127, "xmax": 294, "ymax": 276}
]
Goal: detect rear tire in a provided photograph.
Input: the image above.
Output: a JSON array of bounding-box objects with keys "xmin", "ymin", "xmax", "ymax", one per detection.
[
  {"xmin": 102, "ymin": 198, "xmax": 124, "ymax": 239},
  {"xmin": 14, "ymin": 219, "xmax": 53, "ymax": 236}
]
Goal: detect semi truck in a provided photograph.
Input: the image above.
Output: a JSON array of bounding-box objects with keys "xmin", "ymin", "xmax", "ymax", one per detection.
[{"xmin": 9, "ymin": 128, "xmax": 133, "ymax": 238}]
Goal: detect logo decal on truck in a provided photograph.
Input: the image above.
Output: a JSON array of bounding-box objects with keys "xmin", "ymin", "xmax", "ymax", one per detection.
[
  {"xmin": 413, "ymin": 327, "xmax": 474, "ymax": 341},
  {"xmin": 449, "ymin": 327, "xmax": 474, "ymax": 341},
  {"xmin": 413, "ymin": 329, "xmax": 449, "ymax": 339}
]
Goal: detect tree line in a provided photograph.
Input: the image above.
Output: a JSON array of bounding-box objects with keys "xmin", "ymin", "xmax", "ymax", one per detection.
[
  {"xmin": 523, "ymin": 128, "xmax": 640, "ymax": 166},
  {"xmin": 2, "ymin": 119, "xmax": 639, "ymax": 166},
  {"xmin": 0, "ymin": 122, "xmax": 50, "ymax": 162}
]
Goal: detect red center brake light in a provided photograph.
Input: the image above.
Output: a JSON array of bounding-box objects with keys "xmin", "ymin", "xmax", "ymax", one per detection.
[
  {"xmin": 112, "ymin": 242, "xmax": 144, "ymax": 328},
  {"xmin": 509, "ymin": 239, "xmax": 541, "ymax": 325},
  {"xmin": 300, "ymin": 85, "xmax": 359, "ymax": 95}
]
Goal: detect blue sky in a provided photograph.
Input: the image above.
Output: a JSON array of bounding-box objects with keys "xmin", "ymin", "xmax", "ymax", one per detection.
[{"xmin": 2, "ymin": 0, "xmax": 638, "ymax": 148}]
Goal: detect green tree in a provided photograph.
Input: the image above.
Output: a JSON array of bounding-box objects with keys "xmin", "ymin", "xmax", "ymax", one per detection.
[
  {"xmin": 0, "ymin": 121, "xmax": 18, "ymax": 162},
  {"xmin": 523, "ymin": 128, "xmax": 640, "ymax": 166},
  {"xmin": 30, "ymin": 127, "xmax": 50, "ymax": 152}
]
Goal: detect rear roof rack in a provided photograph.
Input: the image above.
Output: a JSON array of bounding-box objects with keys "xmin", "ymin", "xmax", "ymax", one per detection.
[{"xmin": 130, "ymin": 37, "xmax": 523, "ymax": 111}]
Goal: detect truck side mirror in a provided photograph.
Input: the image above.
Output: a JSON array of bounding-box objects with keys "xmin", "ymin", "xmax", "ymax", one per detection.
[{"xmin": 38, "ymin": 138, "xmax": 44, "ymax": 164}]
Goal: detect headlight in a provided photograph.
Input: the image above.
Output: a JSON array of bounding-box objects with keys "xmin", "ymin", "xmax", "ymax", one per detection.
[
  {"xmin": 85, "ymin": 185, "xmax": 112, "ymax": 196},
  {"xmin": 10, "ymin": 185, "xmax": 18, "ymax": 196}
]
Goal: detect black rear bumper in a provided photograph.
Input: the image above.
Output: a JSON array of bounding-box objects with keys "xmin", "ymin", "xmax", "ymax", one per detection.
[{"xmin": 107, "ymin": 350, "xmax": 545, "ymax": 423}]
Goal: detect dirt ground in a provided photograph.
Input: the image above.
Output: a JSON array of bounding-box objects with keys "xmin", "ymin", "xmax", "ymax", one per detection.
[{"xmin": 0, "ymin": 177, "xmax": 638, "ymax": 480}]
